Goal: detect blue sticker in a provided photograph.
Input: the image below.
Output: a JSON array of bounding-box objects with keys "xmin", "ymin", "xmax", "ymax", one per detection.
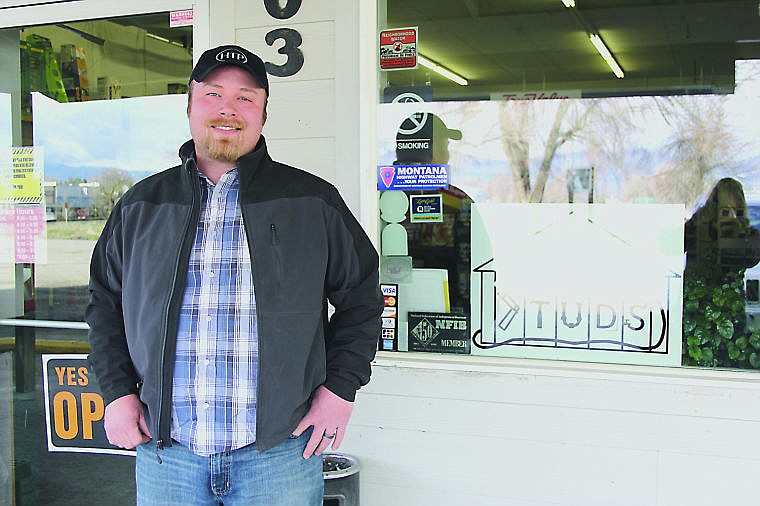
[
  {"xmin": 378, "ymin": 164, "xmax": 449, "ymax": 191},
  {"xmin": 410, "ymin": 194, "xmax": 443, "ymax": 223}
]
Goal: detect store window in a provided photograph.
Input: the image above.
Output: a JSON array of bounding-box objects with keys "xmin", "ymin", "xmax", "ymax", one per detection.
[
  {"xmin": 0, "ymin": 12, "xmax": 192, "ymax": 504},
  {"xmin": 2, "ymin": 14, "xmax": 192, "ymax": 324},
  {"xmin": 377, "ymin": 1, "xmax": 760, "ymax": 371}
]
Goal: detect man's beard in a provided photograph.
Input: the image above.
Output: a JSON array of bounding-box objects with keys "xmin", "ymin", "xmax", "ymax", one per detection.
[{"xmin": 203, "ymin": 121, "xmax": 246, "ymax": 162}]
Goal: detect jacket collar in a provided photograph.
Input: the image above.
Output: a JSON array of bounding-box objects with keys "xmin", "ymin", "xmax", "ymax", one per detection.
[{"xmin": 178, "ymin": 135, "xmax": 271, "ymax": 185}]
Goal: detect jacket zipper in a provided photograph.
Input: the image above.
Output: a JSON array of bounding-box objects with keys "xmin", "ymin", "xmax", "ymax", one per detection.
[
  {"xmin": 240, "ymin": 192, "xmax": 266, "ymax": 445},
  {"xmin": 156, "ymin": 162, "xmax": 199, "ymax": 455}
]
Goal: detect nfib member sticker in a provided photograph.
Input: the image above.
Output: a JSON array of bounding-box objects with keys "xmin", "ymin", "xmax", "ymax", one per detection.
[{"xmin": 408, "ymin": 312, "xmax": 470, "ymax": 354}]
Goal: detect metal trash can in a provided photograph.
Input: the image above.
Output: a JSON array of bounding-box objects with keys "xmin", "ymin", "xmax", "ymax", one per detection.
[{"xmin": 322, "ymin": 453, "xmax": 360, "ymax": 506}]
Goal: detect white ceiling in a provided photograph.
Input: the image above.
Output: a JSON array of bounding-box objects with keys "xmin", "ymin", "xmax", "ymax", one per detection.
[{"xmin": 384, "ymin": 0, "xmax": 760, "ymax": 99}]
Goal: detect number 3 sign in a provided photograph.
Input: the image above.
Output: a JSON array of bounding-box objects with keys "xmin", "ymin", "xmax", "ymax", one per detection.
[{"xmin": 262, "ymin": 0, "xmax": 304, "ymax": 77}]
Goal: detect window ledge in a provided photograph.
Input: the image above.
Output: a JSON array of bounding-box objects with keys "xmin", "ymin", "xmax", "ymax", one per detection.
[{"xmin": 373, "ymin": 350, "xmax": 760, "ymax": 387}]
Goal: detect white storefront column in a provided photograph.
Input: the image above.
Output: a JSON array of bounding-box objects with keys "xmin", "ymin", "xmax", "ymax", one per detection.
[{"xmin": 208, "ymin": 0, "xmax": 377, "ymax": 234}]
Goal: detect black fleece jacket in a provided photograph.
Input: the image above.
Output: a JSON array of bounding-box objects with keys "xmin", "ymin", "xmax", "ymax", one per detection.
[{"xmin": 86, "ymin": 136, "xmax": 383, "ymax": 452}]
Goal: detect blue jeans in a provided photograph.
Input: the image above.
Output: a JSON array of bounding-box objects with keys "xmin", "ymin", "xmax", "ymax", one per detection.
[{"xmin": 135, "ymin": 431, "xmax": 323, "ymax": 505}]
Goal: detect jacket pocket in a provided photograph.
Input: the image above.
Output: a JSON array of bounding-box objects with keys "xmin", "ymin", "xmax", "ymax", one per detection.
[{"xmin": 270, "ymin": 223, "xmax": 283, "ymax": 281}]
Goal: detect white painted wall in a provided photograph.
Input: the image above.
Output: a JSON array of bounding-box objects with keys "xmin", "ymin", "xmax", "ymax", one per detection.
[
  {"xmin": 207, "ymin": 0, "xmax": 377, "ymax": 224},
  {"xmin": 343, "ymin": 353, "xmax": 760, "ymax": 505}
]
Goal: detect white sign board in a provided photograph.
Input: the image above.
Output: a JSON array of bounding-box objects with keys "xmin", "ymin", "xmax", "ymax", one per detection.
[{"xmin": 471, "ymin": 203, "xmax": 685, "ymax": 366}]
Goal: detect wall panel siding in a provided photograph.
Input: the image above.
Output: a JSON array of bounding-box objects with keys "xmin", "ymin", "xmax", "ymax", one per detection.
[
  {"xmin": 225, "ymin": 2, "xmax": 342, "ymax": 190},
  {"xmin": 258, "ymin": 79, "xmax": 335, "ymax": 139},
  {"xmin": 235, "ymin": 21, "xmax": 335, "ymax": 83},
  {"xmin": 266, "ymin": 137, "xmax": 335, "ymax": 183},
  {"xmin": 219, "ymin": 0, "xmax": 373, "ymax": 218},
  {"xmin": 342, "ymin": 356, "xmax": 760, "ymax": 505},
  {"xmin": 232, "ymin": 0, "xmax": 336, "ymax": 28}
]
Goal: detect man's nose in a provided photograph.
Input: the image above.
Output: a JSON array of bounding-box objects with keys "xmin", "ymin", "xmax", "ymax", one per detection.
[{"xmin": 218, "ymin": 98, "xmax": 237, "ymax": 115}]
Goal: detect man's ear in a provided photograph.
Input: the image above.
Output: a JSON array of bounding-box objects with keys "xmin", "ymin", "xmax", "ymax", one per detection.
[{"xmin": 186, "ymin": 82, "xmax": 193, "ymax": 116}]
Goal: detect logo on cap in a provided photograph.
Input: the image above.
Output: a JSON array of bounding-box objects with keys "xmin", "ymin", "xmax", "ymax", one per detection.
[{"xmin": 216, "ymin": 49, "xmax": 248, "ymax": 63}]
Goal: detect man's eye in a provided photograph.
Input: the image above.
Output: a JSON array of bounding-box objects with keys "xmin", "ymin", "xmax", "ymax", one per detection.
[
  {"xmin": 239, "ymin": 96, "xmax": 252, "ymax": 102},
  {"xmin": 207, "ymin": 92, "xmax": 219, "ymax": 97}
]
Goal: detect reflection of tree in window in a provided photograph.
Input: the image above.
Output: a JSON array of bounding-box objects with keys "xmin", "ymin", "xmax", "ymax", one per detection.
[
  {"xmin": 93, "ymin": 169, "xmax": 134, "ymax": 219},
  {"xmin": 492, "ymin": 99, "xmax": 595, "ymax": 203},
  {"xmin": 483, "ymin": 94, "xmax": 742, "ymax": 209},
  {"xmin": 653, "ymin": 95, "xmax": 738, "ymax": 207}
]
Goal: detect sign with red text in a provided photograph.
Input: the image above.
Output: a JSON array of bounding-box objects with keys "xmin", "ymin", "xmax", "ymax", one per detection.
[
  {"xmin": 169, "ymin": 9, "xmax": 194, "ymax": 27},
  {"xmin": 490, "ymin": 90, "xmax": 582, "ymax": 101},
  {"xmin": 42, "ymin": 354, "xmax": 134, "ymax": 456},
  {"xmin": 0, "ymin": 205, "xmax": 46, "ymax": 263},
  {"xmin": 0, "ymin": 146, "xmax": 47, "ymax": 263},
  {"xmin": 380, "ymin": 27, "xmax": 418, "ymax": 70}
]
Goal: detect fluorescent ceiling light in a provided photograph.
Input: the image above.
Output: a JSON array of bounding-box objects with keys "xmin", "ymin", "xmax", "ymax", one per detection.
[
  {"xmin": 418, "ymin": 54, "xmax": 469, "ymax": 86},
  {"xmin": 589, "ymin": 33, "xmax": 624, "ymax": 78},
  {"xmin": 146, "ymin": 32, "xmax": 184, "ymax": 48},
  {"xmin": 561, "ymin": 0, "xmax": 576, "ymax": 7}
]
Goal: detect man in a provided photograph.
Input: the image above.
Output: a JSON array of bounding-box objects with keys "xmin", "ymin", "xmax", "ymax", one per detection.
[{"xmin": 86, "ymin": 44, "xmax": 383, "ymax": 504}]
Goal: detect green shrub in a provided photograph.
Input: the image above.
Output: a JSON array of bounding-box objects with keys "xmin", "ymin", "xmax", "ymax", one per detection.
[{"xmin": 682, "ymin": 271, "xmax": 760, "ymax": 368}]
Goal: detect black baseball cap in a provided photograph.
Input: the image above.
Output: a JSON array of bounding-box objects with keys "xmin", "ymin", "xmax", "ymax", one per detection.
[{"xmin": 189, "ymin": 45, "xmax": 269, "ymax": 95}]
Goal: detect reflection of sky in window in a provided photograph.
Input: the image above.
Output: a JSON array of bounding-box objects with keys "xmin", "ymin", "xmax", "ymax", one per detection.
[
  {"xmin": 726, "ymin": 60, "xmax": 760, "ymax": 153},
  {"xmin": 33, "ymin": 92, "xmax": 189, "ymax": 182},
  {"xmin": 1, "ymin": 94, "xmax": 11, "ymax": 198},
  {"xmin": 748, "ymin": 204, "xmax": 760, "ymax": 228},
  {"xmin": 0, "ymin": 93, "xmax": 10, "ymax": 148},
  {"xmin": 1, "ymin": 94, "xmax": 13, "ymax": 267},
  {"xmin": 379, "ymin": 61, "xmax": 760, "ymax": 203}
]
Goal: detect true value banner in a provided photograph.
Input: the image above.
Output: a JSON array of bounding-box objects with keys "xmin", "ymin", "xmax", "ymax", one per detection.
[{"xmin": 470, "ymin": 203, "xmax": 685, "ymax": 366}]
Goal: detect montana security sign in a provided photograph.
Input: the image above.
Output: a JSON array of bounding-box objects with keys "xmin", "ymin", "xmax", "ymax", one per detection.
[{"xmin": 377, "ymin": 164, "xmax": 450, "ymax": 191}]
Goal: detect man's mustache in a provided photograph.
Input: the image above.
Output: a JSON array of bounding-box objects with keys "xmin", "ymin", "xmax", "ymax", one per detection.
[{"xmin": 208, "ymin": 120, "xmax": 245, "ymax": 129}]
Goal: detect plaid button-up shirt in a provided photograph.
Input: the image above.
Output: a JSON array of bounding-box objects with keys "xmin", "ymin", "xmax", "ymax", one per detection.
[{"xmin": 170, "ymin": 169, "xmax": 259, "ymax": 456}]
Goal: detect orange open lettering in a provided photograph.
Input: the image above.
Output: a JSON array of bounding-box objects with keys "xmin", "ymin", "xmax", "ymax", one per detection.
[
  {"xmin": 53, "ymin": 391, "xmax": 78, "ymax": 440},
  {"xmin": 80, "ymin": 393, "xmax": 104, "ymax": 439},
  {"xmin": 52, "ymin": 391, "xmax": 105, "ymax": 440}
]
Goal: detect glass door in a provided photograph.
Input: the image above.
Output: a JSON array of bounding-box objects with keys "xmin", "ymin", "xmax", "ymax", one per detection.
[{"xmin": 0, "ymin": 6, "xmax": 194, "ymax": 503}]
